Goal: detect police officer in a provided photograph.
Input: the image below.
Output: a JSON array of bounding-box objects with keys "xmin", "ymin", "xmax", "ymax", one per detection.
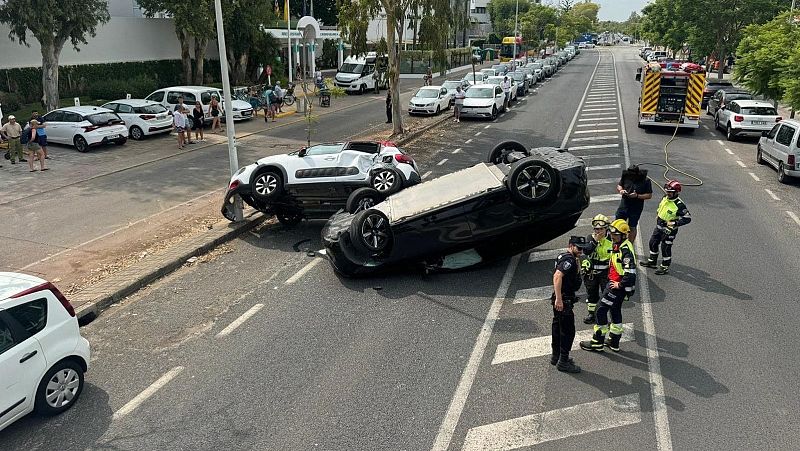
[
  {"xmin": 551, "ymin": 236, "xmax": 590, "ymax": 373},
  {"xmin": 641, "ymin": 180, "xmax": 691, "ymax": 275},
  {"xmin": 582, "ymin": 214, "xmax": 613, "ymax": 324},
  {"xmin": 580, "ymin": 219, "xmax": 636, "ymax": 353}
]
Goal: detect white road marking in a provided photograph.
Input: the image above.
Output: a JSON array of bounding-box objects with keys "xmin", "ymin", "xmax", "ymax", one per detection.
[
  {"xmin": 475, "ymin": 131, "xmax": 482, "ymax": 136},
  {"xmin": 786, "ymin": 211, "xmax": 800, "ymax": 227},
  {"xmin": 452, "ymin": 148, "xmax": 462, "ymax": 154},
  {"xmin": 437, "ymin": 158, "xmax": 449, "ymax": 166},
  {"xmin": 576, "ymin": 123, "xmax": 618, "ymax": 127},
  {"xmin": 587, "ymin": 164, "xmax": 622, "ymax": 171},
  {"xmin": 748, "ymin": 172, "xmax": 760, "ymax": 181},
  {"xmin": 527, "ymin": 248, "xmax": 563, "ymax": 263},
  {"xmin": 581, "ymin": 153, "xmax": 621, "ymax": 160},
  {"xmin": 492, "ymin": 323, "xmax": 634, "ymax": 364},
  {"xmin": 576, "ymin": 218, "xmax": 592, "ymax": 227},
  {"xmin": 576, "ymin": 128, "xmax": 619, "ymax": 133},
  {"xmin": 113, "ymin": 366, "xmax": 185, "ymax": 420},
  {"xmin": 216, "ymin": 304, "xmax": 264, "ymax": 338},
  {"xmin": 702, "ymin": 124, "xmax": 710, "ymax": 129},
  {"xmin": 716, "ymin": 139, "xmax": 724, "ymax": 145},
  {"xmin": 461, "ymin": 394, "xmax": 641, "ymax": 451},
  {"xmin": 559, "ymin": 52, "xmax": 603, "ymax": 150},
  {"xmin": 512, "ymin": 286, "xmax": 552, "ymax": 304},
  {"xmin": 765, "ymin": 189, "xmax": 780, "ymax": 201},
  {"xmin": 431, "ymin": 255, "xmax": 522, "ymax": 451},
  {"xmin": 724, "ymin": 148, "xmax": 734, "ymax": 155},
  {"xmin": 710, "ymin": 132, "xmax": 717, "ymax": 137},
  {"xmin": 570, "ymin": 143, "xmax": 619, "ymax": 150},
  {"xmin": 588, "ymin": 177, "xmax": 619, "ymax": 185},
  {"xmin": 736, "ymin": 160, "xmax": 747, "ymax": 168},
  {"xmin": 465, "ymin": 139, "xmax": 473, "ymax": 144},
  {"xmin": 590, "ymin": 194, "xmax": 622, "ymax": 203},
  {"xmin": 422, "ymin": 171, "xmax": 433, "ymax": 179},
  {"xmin": 284, "ymin": 258, "xmax": 322, "ymax": 284},
  {"xmin": 582, "ymin": 107, "xmax": 617, "ymax": 112},
  {"xmin": 572, "ymin": 135, "xmax": 619, "ymax": 142},
  {"xmin": 584, "ymin": 100, "xmax": 617, "ymax": 105},
  {"xmin": 581, "ymin": 112, "xmax": 619, "ymax": 117},
  {"xmin": 484, "ymin": 124, "xmax": 491, "ymax": 129}
]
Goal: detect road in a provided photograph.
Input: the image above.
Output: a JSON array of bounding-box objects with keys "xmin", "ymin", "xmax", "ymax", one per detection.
[{"xmin": 3, "ymin": 46, "xmax": 800, "ymax": 450}]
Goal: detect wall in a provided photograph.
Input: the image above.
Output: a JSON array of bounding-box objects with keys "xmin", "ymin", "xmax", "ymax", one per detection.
[{"xmin": 0, "ymin": 17, "xmax": 219, "ymax": 70}]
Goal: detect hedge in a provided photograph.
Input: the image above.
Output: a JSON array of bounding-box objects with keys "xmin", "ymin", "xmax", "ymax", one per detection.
[
  {"xmin": 0, "ymin": 59, "xmax": 222, "ymax": 104},
  {"xmin": 399, "ymin": 47, "xmax": 474, "ymax": 74}
]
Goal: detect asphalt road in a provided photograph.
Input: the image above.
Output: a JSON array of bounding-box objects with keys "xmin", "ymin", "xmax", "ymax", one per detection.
[{"xmin": 3, "ymin": 46, "xmax": 800, "ymax": 450}]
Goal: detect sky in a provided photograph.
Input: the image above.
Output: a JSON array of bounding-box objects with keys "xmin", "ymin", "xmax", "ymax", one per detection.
[{"xmin": 593, "ymin": 0, "xmax": 649, "ymax": 22}]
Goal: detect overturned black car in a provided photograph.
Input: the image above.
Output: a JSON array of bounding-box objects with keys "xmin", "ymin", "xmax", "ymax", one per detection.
[{"xmin": 321, "ymin": 141, "xmax": 590, "ymax": 276}]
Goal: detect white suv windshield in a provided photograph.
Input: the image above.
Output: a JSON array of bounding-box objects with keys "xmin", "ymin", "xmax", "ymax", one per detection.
[
  {"xmin": 740, "ymin": 106, "xmax": 776, "ymax": 116},
  {"xmin": 442, "ymin": 81, "xmax": 461, "ymax": 89},
  {"xmin": 415, "ymin": 89, "xmax": 439, "ymax": 98},
  {"xmin": 466, "ymin": 88, "xmax": 493, "ymax": 98}
]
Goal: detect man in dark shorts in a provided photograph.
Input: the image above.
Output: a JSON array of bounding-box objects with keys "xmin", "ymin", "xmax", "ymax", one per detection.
[{"xmin": 614, "ymin": 165, "xmax": 652, "ymax": 243}]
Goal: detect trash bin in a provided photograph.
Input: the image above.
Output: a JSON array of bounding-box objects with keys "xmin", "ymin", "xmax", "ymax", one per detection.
[{"xmin": 296, "ymin": 98, "xmax": 307, "ymax": 114}]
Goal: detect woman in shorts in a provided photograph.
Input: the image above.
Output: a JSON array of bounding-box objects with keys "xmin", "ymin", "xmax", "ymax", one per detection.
[
  {"xmin": 26, "ymin": 120, "xmax": 47, "ymax": 172},
  {"xmin": 210, "ymin": 96, "xmax": 221, "ymax": 133},
  {"xmin": 192, "ymin": 101, "xmax": 206, "ymax": 142}
]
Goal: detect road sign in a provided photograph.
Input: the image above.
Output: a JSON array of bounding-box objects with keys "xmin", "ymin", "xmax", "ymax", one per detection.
[{"xmin": 266, "ymin": 65, "xmax": 273, "ymax": 76}]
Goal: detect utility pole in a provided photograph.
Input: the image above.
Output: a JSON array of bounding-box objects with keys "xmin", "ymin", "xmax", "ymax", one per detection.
[{"xmin": 512, "ymin": 0, "xmax": 519, "ymax": 69}]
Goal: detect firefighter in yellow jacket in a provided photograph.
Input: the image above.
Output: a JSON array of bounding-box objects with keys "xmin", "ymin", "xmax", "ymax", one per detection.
[
  {"xmin": 581, "ymin": 214, "xmax": 613, "ymax": 325},
  {"xmin": 641, "ymin": 180, "xmax": 692, "ymax": 275}
]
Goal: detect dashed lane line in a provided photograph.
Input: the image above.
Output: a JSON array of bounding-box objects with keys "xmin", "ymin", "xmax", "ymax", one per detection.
[
  {"xmin": 787, "ymin": 211, "xmax": 800, "ymax": 227},
  {"xmin": 715, "ymin": 139, "xmax": 724, "ymax": 145},
  {"xmin": 748, "ymin": 172, "xmax": 760, "ymax": 181},
  {"xmin": 765, "ymin": 189, "xmax": 780, "ymax": 201},
  {"xmin": 452, "ymin": 148, "xmax": 462, "ymax": 154},
  {"xmin": 216, "ymin": 304, "xmax": 265, "ymax": 338},
  {"xmin": 437, "ymin": 158, "xmax": 449, "ymax": 166},
  {"xmin": 736, "ymin": 160, "xmax": 747, "ymax": 168},
  {"xmin": 465, "ymin": 139, "xmax": 473, "ymax": 144},
  {"xmin": 724, "ymin": 148, "xmax": 734, "ymax": 155},
  {"xmin": 113, "ymin": 367, "xmax": 185, "ymax": 421},
  {"xmin": 284, "ymin": 258, "xmax": 322, "ymax": 284},
  {"xmin": 484, "ymin": 124, "xmax": 491, "ymax": 129},
  {"xmin": 574, "ymin": 128, "xmax": 619, "ymax": 134},
  {"xmin": 475, "ymin": 131, "xmax": 482, "ymax": 136},
  {"xmin": 422, "ymin": 171, "xmax": 433, "ymax": 179}
]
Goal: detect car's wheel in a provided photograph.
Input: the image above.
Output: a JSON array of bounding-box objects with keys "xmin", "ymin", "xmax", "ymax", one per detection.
[
  {"xmin": 74, "ymin": 136, "xmax": 88, "ymax": 153},
  {"xmin": 726, "ymin": 124, "xmax": 735, "ymax": 141},
  {"xmin": 370, "ymin": 168, "xmax": 402, "ymax": 195},
  {"xmin": 350, "ymin": 209, "xmax": 393, "ymax": 255},
  {"xmin": 487, "ymin": 140, "xmax": 529, "ymax": 165},
  {"xmin": 436, "ymin": 105, "xmax": 441, "ymax": 115},
  {"xmin": 491, "ymin": 106, "xmax": 498, "ymax": 120},
  {"xmin": 34, "ymin": 359, "xmax": 84, "ymax": 416},
  {"xmin": 130, "ymin": 125, "xmax": 144, "ymax": 140},
  {"xmin": 756, "ymin": 145, "xmax": 765, "ymax": 165},
  {"xmin": 506, "ymin": 158, "xmax": 560, "ymax": 206},
  {"xmin": 276, "ymin": 210, "xmax": 303, "ymax": 226},
  {"xmin": 346, "ymin": 187, "xmax": 383, "ymax": 214},
  {"xmin": 706, "ymin": 103, "xmax": 712, "ymax": 116},
  {"xmin": 115, "ymin": 138, "xmax": 127, "ymax": 146},
  {"xmin": 778, "ymin": 162, "xmax": 788, "ymax": 184},
  {"xmin": 251, "ymin": 169, "xmax": 283, "ymax": 202},
  {"xmin": 714, "ymin": 115, "xmax": 720, "ymax": 130}
]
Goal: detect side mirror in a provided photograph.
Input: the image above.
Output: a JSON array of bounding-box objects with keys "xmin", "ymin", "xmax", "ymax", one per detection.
[
  {"xmin": 761, "ymin": 131, "xmax": 768, "ymax": 137},
  {"xmin": 298, "ymin": 148, "xmax": 307, "ymax": 157}
]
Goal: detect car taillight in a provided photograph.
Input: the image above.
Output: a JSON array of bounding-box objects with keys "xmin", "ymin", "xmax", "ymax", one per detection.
[
  {"xmin": 789, "ymin": 155, "xmax": 796, "ymax": 166},
  {"xmin": 776, "ymin": 117, "xmax": 782, "ymax": 122},
  {"xmin": 229, "ymin": 180, "xmax": 240, "ymax": 190},
  {"xmin": 380, "ymin": 140, "xmax": 397, "ymax": 147},
  {"xmin": 11, "ymin": 282, "xmax": 75, "ymax": 317},
  {"xmin": 82, "ymin": 125, "xmax": 99, "ymax": 132},
  {"xmin": 734, "ymin": 115, "xmax": 744, "ymax": 122},
  {"xmin": 395, "ymin": 154, "xmax": 414, "ymax": 165},
  {"xmin": 139, "ymin": 114, "xmax": 156, "ymax": 120}
]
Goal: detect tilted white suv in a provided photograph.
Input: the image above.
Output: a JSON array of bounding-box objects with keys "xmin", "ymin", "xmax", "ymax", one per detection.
[{"xmin": 0, "ymin": 273, "xmax": 90, "ymax": 432}]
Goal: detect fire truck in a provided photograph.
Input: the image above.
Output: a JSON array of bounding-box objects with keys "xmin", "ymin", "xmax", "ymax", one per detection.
[{"xmin": 635, "ymin": 62, "xmax": 705, "ymax": 130}]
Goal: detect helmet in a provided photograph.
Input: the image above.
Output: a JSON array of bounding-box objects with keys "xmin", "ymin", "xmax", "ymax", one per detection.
[
  {"xmin": 609, "ymin": 219, "xmax": 630, "ymax": 235},
  {"xmin": 664, "ymin": 180, "xmax": 682, "ymax": 193},
  {"xmin": 591, "ymin": 214, "xmax": 609, "ymax": 228}
]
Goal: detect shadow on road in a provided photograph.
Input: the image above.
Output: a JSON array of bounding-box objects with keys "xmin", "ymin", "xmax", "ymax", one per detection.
[{"xmin": 666, "ymin": 263, "xmax": 752, "ymax": 300}]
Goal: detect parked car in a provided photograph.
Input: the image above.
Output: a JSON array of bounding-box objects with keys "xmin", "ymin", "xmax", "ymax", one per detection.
[
  {"xmin": 702, "ymin": 78, "xmax": 733, "ymax": 107},
  {"xmin": 757, "ymin": 119, "xmax": 799, "ymax": 183},
  {"xmin": 462, "ymin": 72, "xmax": 486, "ymax": 86},
  {"xmin": 510, "ymin": 71, "xmax": 530, "ymax": 96},
  {"xmin": 321, "ymin": 141, "xmax": 590, "ymax": 276},
  {"xmin": 101, "ymin": 99, "xmax": 172, "ymax": 140},
  {"xmin": 480, "ymin": 68, "xmax": 498, "ymax": 79},
  {"xmin": 525, "ymin": 62, "xmax": 544, "ymax": 81},
  {"xmin": 540, "ymin": 61, "xmax": 556, "ymax": 78},
  {"xmin": 714, "ymin": 100, "xmax": 780, "ymax": 141},
  {"xmin": 706, "ymin": 89, "xmax": 753, "ymax": 117},
  {"xmin": 39, "ymin": 106, "xmax": 128, "ymax": 153},
  {"xmin": 0, "ymin": 272, "xmax": 91, "ymax": 433},
  {"xmin": 145, "ymin": 86, "xmax": 254, "ymax": 126},
  {"xmin": 517, "ymin": 67, "xmax": 537, "ymax": 86},
  {"xmin": 408, "ymin": 86, "xmax": 452, "ymax": 115},
  {"xmin": 441, "ymin": 80, "xmax": 470, "ymax": 106},
  {"xmin": 578, "ymin": 42, "xmax": 588, "ymax": 49},
  {"xmin": 460, "ymin": 84, "xmax": 506, "ymax": 120},
  {"xmin": 221, "ymin": 141, "xmax": 420, "ymax": 224},
  {"xmin": 491, "ymin": 64, "xmax": 509, "ymax": 76},
  {"xmin": 486, "ymin": 76, "xmax": 518, "ymax": 102}
]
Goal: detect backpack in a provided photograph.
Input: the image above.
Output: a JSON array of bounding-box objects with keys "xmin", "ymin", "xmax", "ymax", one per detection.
[
  {"xmin": 268, "ymin": 91, "xmax": 277, "ymax": 104},
  {"xmin": 19, "ymin": 125, "xmax": 31, "ymax": 145}
]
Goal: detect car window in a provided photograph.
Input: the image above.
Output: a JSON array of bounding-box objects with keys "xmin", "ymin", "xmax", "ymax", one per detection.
[
  {"xmin": 103, "ymin": 103, "xmax": 118, "ymax": 112},
  {"xmin": 776, "ymin": 125, "xmax": 796, "ymax": 146},
  {"xmin": 201, "ymin": 91, "xmax": 214, "ymax": 104},
  {"xmin": 87, "ymin": 112, "xmax": 122, "ymax": 125},
  {"xmin": 63, "ymin": 112, "xmax": 83, "ymax": 123},
  {"xmin": 727, "ymin": 93, "xmax": 752, "ymax": 102},
  {"xmin": 6, "ymin": 298, "xmax": 48, "ymax": 338},
  {"xmin": 305, "ymin": 144, "xmax": 343, "ymax": 156},
  {"xmin": 767, "ymin": 124, "xmax": 780, "ymax": 139},
  {"xmin": 415, "ymin": 88, "xmax": 439, "ymax": 98},
  {"xmin": 43, "ymin": 111, "xmax": 64, "ymax": 122},
  {"xmin": 166, "ymin": 91, "xmax": 182, "ymax": 104},
  {"xmin": 0, "ymin": 317, "xmax": 16, "ymax": 355},
  {"xmin": 117, "ymin": 104, "xmax": 134, "ymax": 114},
  {"xmin": 134, "ymin": 104, "xmax": 167, "ymax": 114},
  {"xmin": 740, "ymin": 106, "xmax": 776, "ymax": 116},
  {"xmin": 146, "ymin": 91, "xmax": 165, "ymax": 103},
  {"xmin": 728, "ymin": 103, "xmax": 739, "ymax": 113}
]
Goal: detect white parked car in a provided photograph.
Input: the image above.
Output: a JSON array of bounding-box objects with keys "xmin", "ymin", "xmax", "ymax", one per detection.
[
  {"xmin": 480, "ymin": 68, "xmax": 497, "ymax": 79},
  {"xmin": 486, "ymin": 76, "xmax": 518, "ymax": 102},
  {"xmin": 101, "ymin": 99, "xmax": 172, "ymax": 140},
  {"xmin": 441, "ymin": 80, "xmax": 470, "ymax": 106},
  {"xmin": 460, "ymin": 84, "xmax": 506, "ymax": 120},
  {"xmin": 757, "ymin": 119, "xmax": 800, "ymax": 183},
  {"xmin": 462, "ymin": 73, "xmax": 486, "ymax": 86},
  {"xmin": 408, "ymin": 86, "xmax": 452, "ymax": 115},
  {"xmin": 0, "ymin": 272, "xmax": 91, "ymax": 433},
  {"xmin": 715, "ymin": 100, "xmax": 780, "ymax": 141},
  {"xmin": 39, "ymin": 106, "xmax": 128, "ymax": 153},
  {"xmin": 145, "ymin": 86, "xmax": 254, "ymax": 126}
]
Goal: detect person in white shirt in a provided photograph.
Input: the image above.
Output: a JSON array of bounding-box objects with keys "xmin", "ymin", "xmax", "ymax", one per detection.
[
  {"xmin": 501, "ymin": 76, "xmax": 512, "ymax": 109},
  {"xmin": 273, "ymin": 82, "xmax": 284, "ymax": 113},
  {"xmin": 173, "ymin": 107, "xmax": 187, "ymax": 149},
  {"xmin": 453, "ymin": 86, "xmax": 466, "ymax": 123}
]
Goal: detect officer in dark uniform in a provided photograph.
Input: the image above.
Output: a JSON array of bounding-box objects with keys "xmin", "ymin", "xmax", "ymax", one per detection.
[{"xmin": 551, "ymin": 235, "xmax": 590, "ymax": 373}]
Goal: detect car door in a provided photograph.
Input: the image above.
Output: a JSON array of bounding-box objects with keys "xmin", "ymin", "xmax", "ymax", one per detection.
[
  {"xmin": 285, "ymin": 144, "xmax": 344, "ymax": 186},
  {"xmin": 709, "ymin": 91, "xmax": 722, "ymax": 114},
  {"xmin": 495, "ymin": 86, "xmax": 504, "ymax": 109},
  {"xmin": 114, "ymin": 103, "xmax": 134, "ymax": 127},
  {"xmin": 762, "ymin": 123, "xmax": 781, "ymax": 162},
  {"xmin": 773, "ymin": 124, "xmax": 796, "ymax": 165},
  {"xmin": 439, "ymin": 87, "xmax": 450, "ymax": 110},
  {"xmin": 336, "ymin": 142, "xmax": 379, "ymax": 184},
  {"xmin": 40, "ymin": 111, "xmax": 66, "ymax": 143},
  {"xmin": 60, "ymin": 112, "xmax": 86, "ymax": 143},
  {"xmin": 0, "ymin": 310, "xmax": 47, "ymax": 430}
]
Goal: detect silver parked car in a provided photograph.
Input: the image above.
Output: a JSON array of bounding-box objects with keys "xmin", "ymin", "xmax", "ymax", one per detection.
[
  {"xmin": 757, "ymin": 119, "xmax": 799, "ymax": 183},
  {"xmin": 714, "ymin": 100, "xmax": 780, "ymax": 141}
]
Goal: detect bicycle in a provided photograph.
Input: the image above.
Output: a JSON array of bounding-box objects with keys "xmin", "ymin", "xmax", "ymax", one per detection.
[{"xmin": 282, "ymin": 83, "xmax": 296, "ymax": 106}]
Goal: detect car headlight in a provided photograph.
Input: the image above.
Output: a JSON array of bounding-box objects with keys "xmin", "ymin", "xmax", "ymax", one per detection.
[{"xmin": 233, "ymin": 107, "xmax": 240, "ymax": 111}]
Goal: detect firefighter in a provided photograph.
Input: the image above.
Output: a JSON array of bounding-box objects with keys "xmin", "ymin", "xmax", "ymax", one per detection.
[
  {"xmin": 582, "ymin": 214, "xmax": 613, "ymax": 325},
  {"xmin": 551, "ymin": 236, "xmax": 590, "ymax": 373},
  {"xmin": 641, "ymin": 180, "xmax": 692, "ymax": 275},
  {"xmin": 580, "ymin": 219, "xmax": 636, "ymax": 353}
]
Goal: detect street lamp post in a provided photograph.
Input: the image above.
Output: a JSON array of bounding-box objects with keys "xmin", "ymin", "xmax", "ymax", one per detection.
[
  {"xmin": 512, "ymin": 0, "xmax": 519, "ymax": 68},
  {"xmin": 213, "ymin": 0, "xmax": 243, "ymax": 221}
]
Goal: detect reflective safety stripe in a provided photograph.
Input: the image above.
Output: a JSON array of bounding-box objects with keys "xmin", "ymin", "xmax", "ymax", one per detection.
[
  {"xmin": 592, "ymin": 264, "xmax": 609, "ymax": 270},
  {"xmin": 609, "ymin": 323, "xmax": 624, "ymax": 334},
  {"xmin": 601, "ymin": 297, "xmax": 614, "ymax": 306},
  {"xmin": 624, "ymin": 268, "xmax": 637, "ymax": 274},
  {"xmin": 664, "ymin": 241, "xmax": 673, "ymax": 244},
  {"xmin": 662, "ymin": 256, "xmax": 672, "ymax": 261},
  {"xmin": 624, "ymin": 286, "xmax": 634, "ymax": 292},
  {"xmin": 593, "ymin": 324, "xmax": 609, "ymax": 334},
  {"xmin": 587, "ymin": 303, "xmax": 597, "ymax": 312}
]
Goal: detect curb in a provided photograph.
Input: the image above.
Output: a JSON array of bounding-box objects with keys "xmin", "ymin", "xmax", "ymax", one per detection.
[{"xmin": 73, "ymin": 214, "xmax": 268, "ymax": 324}]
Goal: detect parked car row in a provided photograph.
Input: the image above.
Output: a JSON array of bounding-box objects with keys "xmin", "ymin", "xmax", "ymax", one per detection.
[{"xmin": 32, "ymin": 85, "xmax": 254, "ymax": 153}]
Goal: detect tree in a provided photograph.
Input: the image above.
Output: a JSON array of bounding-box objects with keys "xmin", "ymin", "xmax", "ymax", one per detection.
[
  {"xmin": 519, "ymin": 3, "xmax": 558, "ymax": 50},
  {"xmin": 639, "ymin": 0, "xmax": 689, "ymax": 56},
  {"xmin": 291, "ymin": 0, "xmax": 339, "ymax": 26},
  {"xmin": 0, "ymin": 0, "xmax": 110, "ymax": 111},
  {"xmin": 223, "ymin": 0, "xmax": 278, "ymax": 84},
  {"xmin": 487, "ymin": 0, "xmax": 531, "ymax": 37}
]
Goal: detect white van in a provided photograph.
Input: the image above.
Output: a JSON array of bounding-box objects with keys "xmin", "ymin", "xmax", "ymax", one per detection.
[{"xmin": 334, "ymin": 52, "xmax": 388, "ymax": 94}]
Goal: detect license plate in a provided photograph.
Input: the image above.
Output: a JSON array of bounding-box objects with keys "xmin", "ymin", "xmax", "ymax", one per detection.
[
  {"xmin": 157, "ymin": 114, "xmax": 166, "ymax": 119},
  {"xmin": 243, "ymin": 111, "xmax": 252, "ymax": 116},
  {"xmin": 753, "ymin": 121, "xmax": 767, "ymax": 125}
]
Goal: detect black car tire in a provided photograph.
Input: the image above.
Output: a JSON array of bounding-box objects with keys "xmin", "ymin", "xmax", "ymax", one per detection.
[
  {"xmin": 706, "ymin": 103, "xmax": 712, "ymax": 116},
  {"xmin": 726, "ymin": 124, "xmax": 735, "ymax": 141},
  {"xmin": 251, "ymin": 169, "xmax": 283, "ymax": 202},
  {"xmin": 756, "ymin": 145, "xmax": 765, "ymax": 165},
  {"xmin": 507, "ymin": 158, "xmax": 560, "ymax": 206},
  {"xmin": 370, "ymin": 168, "xmax": 402, "ymax": 195},
  {"xmin": 350, "ymin": 209, "xmax": 393, "ymax": 255},
  {"xmin": 778, "ymin": 162, "xmax": 788, "ymax": 184},
  {"xmin": 491, "ymin": 106, "xmax": 498, "ymax": 120},
  {"xmin": 487, "ymin": 140, "xmax": 529, "ymax": 165},
  {"xmin": 74, "ymin": 136, "xmax": 88, "ymax": 153},
  {"xmin": 35, "ymin": 359, "xmax": 84, "ymax": 416},
  {"xmin": 276, "ymin": 210, "xmax": 303, "ymax": 226},
  {"xmin": 346, "ymin": 187, "xmax": 383, "ymax": 214},
  {"xmin": 115, "ymin": 138, "xmax": 127, "ymax": 146}
]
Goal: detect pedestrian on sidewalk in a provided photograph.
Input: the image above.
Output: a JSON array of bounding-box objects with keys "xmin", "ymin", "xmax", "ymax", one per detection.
[
  {"xmin": 173, "ymin": 107, "xmax": 187, "ymax": 149},
  {"xmin": 274, "ymin": 82, "xmax": 285, "ymax": 113},
  {"xmin": 1, "ymin": 115, "xmax": 24, "ymax": 164},
  {"xmin": 210, "ymin": 95, "xmax": 222, "ymax": 133},
  {"xmin": 551, "ymin": 235, "xmax": 589, "ymax": 373},
  {"xmin": 453, "ymin": 86, "xmax": 465, "ymax": 122},
  {"xmin": 30, "ymin": 112, "xmax": 49, "ymax": 160},
  {"xmin": 25, "ymin": 119, "xmax": 46, "ymax": 172},
  {"xmin": 615, "ymin": 164, "xmax": 652, "ymax": 243},
  {"xmin": 192, "ymin": 101, "xmax": 206, "ymax": 143},
  {"xmin": 385, "ymin": 87, "xmax": 392, "ymax": 124}
]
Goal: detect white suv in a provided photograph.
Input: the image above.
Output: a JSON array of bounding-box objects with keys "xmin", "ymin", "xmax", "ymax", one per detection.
[
  {"xmin": 0, "ymin": 273, "xmax": 90, "ymax": 432},
  {"xmin": 145, "ymin": 86, "xmax": 254, "ymax": 126},
  {"xmin": 39, "ymin": 106, "xmax": 129, "ymax": 152},
  {"xmin": 101, "ymin": 99, "xmax": 173, "ymax": 140},
  {"xmin": 715, "ymin": 99, "xmax": 781, "ymax": 141},
  {"xmin": 757, "ymin": 119, "xmax": 800, "ymax": 183}
]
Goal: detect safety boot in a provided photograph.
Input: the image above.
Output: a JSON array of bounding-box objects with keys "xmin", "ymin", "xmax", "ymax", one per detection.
[
  {"xmin": 583, "ymin": 312, "xmax": 595, "ymax": 324},
  {"xmin": 580, "ymin": 327, "xmax": 606, "ymax": 352},
  {"xmin": 556, "ymin": 356, "xmax": 581, "ymax": 373},
  {"xmin": 655, "ymin": 265, "xmax": 670, "ymax": 275},
  {"xmin": 550, "ymin": 355, "xmax": 574, "ymax": 366},
  {"xmin": 640, "ymin": 259, "xmax": 658, "ymax": 268},
  {"xmin": 604, "ymin": 333, "xmax": 622, "ymax": 352}
]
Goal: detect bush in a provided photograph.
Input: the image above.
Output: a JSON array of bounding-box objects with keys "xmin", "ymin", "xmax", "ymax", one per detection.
[
  {"xmin": 88, "ymin": 79, "xmax": 129, "ymax": 101},
  {"xmin": 0, "ymin": 91, "xmax": 23, "ymax": 112},
  {"xmin": 127, "ymin": 75, "xmax": 158, "ymax": 98}
]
